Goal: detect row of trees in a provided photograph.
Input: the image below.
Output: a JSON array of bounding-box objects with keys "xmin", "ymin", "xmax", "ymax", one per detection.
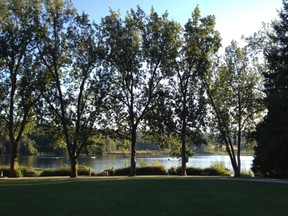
[
  {"xmin": 252, "ymin": 0, "xmax": 288, "ymax": 178},
  {"xmin": 0, "ymin": 0, "xmax": 268, "ymax": 178}
]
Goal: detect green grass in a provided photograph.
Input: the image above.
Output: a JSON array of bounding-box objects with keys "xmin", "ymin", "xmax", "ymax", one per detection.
[{"xmin": 0, "ymin": 178, "xmax": 287, "ymax": 216}]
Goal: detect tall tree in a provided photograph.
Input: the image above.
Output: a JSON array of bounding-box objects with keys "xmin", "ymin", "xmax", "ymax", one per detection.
[
  {"xmin": 145, "ymin": 6, "xmax": 221, "ymax": 175},
  {"xmin": 36, "ymin": 0, "xmax": 109, "ymax": 177},
  {"xmin": 205, "ymin": 41, "xmax": 264, "ymax": 177},
  {"xmin": 253, "ymin": 0, "xmax": 288, "ymax": 178},
  {"xmin": 174, "ymin": 7, "xmax": 221, "ymax": 175},
  {"xmin": 101, "ymin": 7, "xmax": 180, "ymax": 176},
  {"xmin": 0, "ymin": 0, "xmax": 41, "ymax": 177}
]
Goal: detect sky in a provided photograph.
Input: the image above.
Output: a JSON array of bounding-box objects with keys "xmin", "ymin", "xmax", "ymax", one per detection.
[{"xmin": 72, "ymin": 0, "xmax": 283, "ymax": 47}]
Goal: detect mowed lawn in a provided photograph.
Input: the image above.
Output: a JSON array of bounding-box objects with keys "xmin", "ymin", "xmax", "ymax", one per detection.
[{"xmin": 0, "ymin": 178, "xmax": 288, "ymax": 216}]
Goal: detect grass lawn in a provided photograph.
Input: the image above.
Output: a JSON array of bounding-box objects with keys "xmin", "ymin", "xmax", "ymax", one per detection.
[{"xmin": 0, "ymin": 177, "xmax": 287, "ymax": 216}]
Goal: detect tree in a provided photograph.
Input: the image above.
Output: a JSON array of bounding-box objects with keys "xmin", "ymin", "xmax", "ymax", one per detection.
[
  {"xmin": 145, "ymin": 6, "xmax": 221, "ymax": 175},
  {"xmin": 101, "ymin": 7, "xmax": 180, "ymax": 176},
  {"xmin": 0, "ymin": 0, "xmax": 41, "ymax": 177},
  {"xmin": 205, "ymin": 41, "xmax": 264, "ymax": 177},
  {"xmin": 36, "ymin": 0, "xmax": 110, "ymax": 177},
  {"xmin": 172, "ymin": 7, "xmax": 221, "ymax": 175},
  {"xmin": 253, "ymin": 0, "xmax": 288, "ymax": 178}
]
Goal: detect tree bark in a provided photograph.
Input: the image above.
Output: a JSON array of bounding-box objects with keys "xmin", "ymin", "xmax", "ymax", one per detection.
[
  {"xmin": 130, "ymin": 125, "xmax": 137, "ymax": 176},
  {"xmin": 9, "ymin": 141, "xmax": 18, "ymax": 177},
  {"xmin": 181, "ymin": 92, "xmax": 188, "ymax": 176},
  {"xmin": 181, "ymin": 139, "xmax": 187, "ymax": 176},
  {"xmin": 70, "ymin": 153, "xmax": 78, "ymax": 178}
]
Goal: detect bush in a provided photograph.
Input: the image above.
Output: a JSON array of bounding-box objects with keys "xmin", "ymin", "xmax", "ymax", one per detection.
[
  {"xmin": 203, "ymin": 162, "xmax": 231, "ymax": 176},
  {"xmin": 19, "ymin": 166, "xmax": 38, "ymax": 177},
  {"xmin": 0, "ymin": 165, "xmax": 38, "ymax": 177},
  {"xmin": 168, "ymin": 166, "xmax": 203, "ymax": 175},
  {"xmin": 137, "ymin": 166, "xmax": 167, "ymax": 175},
  {"xmin": 167, "ymin": 167, "xmax": 177, "ymax": 175},
  {"xmin": 40, "ymin": 167, "xmax": 69, "ymax": 176},
  {"xmin": 114, "ymin": 167, "xmax": 130, "ymax": 176},
  {"xmin": 241, "ymin": 170, "xmax": 254, "ymax": 177},
  {"xmin": 168, "ymin": 164, "xmax": 231, "ymax": 176},
  {"xmin": 0, "ymin": 165, "xmax": 10, "ymax": 177},
  {"xmin": 113, "ymin": 166, "xmax": 167, "ymax": 176},
  {"xmin": 186, "ymin": 167, "xmax": 203, "ymax": 175},
  {"xmin": 40, "ymin": 164, "xmax": 95, "ymax": 177},
  {"xmin": 78, "ymin": 164, "xmax": 96, "ymax": 176}
]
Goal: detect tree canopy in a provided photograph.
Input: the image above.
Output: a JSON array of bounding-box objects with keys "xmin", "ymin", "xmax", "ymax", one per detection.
[
  {"xmin": 1, "ymin": 0, "xmax": 285, "ymax": 179},
  {"xmin": 253, "ymin": 0, "xmax": 288, "ymax": 178}
]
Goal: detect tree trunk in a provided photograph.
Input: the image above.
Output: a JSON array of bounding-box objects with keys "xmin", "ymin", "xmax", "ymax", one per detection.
[
  {"xmin": 181, "ymin": 139, "xmax": 187, "ymax": 176},
  {"xmin": 234, "ymin": 90, "xmax": 242, "ymax": 178},
  {"xmin": 9, "ymin": 141, "xmax": 18, "ymax": 178},
  {"xmin": 181, "ymin": 95, "xmax": 187, "ymax": 176},
  {"xmin": 235, "ymin": 130, "xmax": 242, "ymax": 178},
  {"xmin": 130, "ymin": 125, "xmax": 137, "ymax": 176},
  {"xmin": 224, "ymin": 137, "xmax": 239, "ymax": 177},
  {"xmin": 70, "ymin": 153, "xmax": 78, "ymax": 178}
]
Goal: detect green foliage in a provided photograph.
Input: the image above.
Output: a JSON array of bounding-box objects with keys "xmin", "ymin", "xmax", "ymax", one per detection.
[
  {"xmin": 144, "ymin": 6, "xmax": 219, "ymax": 175},
  {"xmin": 205, "ymin": 162, "xmax": 232, "ymax": 176},
  {"xmin": 114, "ymin": 167, "xmax": 130, "ymax": 176},
  {"xmin": 137, "ymin": 166, "xmax": 167, "ymax": 175},
  {"xmin": 253, "ymin": 0, "xmax": 288, "ymax": 179},
  {"xmin": 165, "ymin": 136, "xmax": 194, "ymax": 160},
  {"xmin": 139, "ymin": 159, "xmax": 148, "ymax": 167},
  {"xmin": 0, "ymin": 165, "xmax": 38, "ymax": 177},
  {"xmin": 101, "ymin": 6, "xmax": 182, "ymax": 176},
  {"xmin": 240, "ymin": 170, "xmax": 254, "ymax": 178},
  {"xmin": 0, "ymin": 0, "xmax": 42, "ymax": 175},
  {"xmin": 114, "ymin": 166, "xmax": 167, "ymax": 176},
  {"xmin": 0, "ymin": 165, "xmax": 10, "ymax": 177},
  {"xmin": 18, "ymin": 166, "xmax": 38, "ymax": 177},
  {"xmin": 206, "ymin": 41, "xmax": 264, "ymax": 177},
  {"xmin": 19, "ymin": 136, "xmax": 38, "ymax": 156},
  {"xmin": 168, "ymin": 163, "xmax": 231, "ymax": 176},
  {"xmin": 40, "ymin": 164, "xmax": 95, "ymax": 177},
  {"xmin": 119, "ymin": 139, "xmax": 131, "ymax": 153}
]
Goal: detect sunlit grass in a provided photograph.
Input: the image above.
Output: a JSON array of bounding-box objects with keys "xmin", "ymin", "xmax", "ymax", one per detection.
[{"xmin": 0, "ymin": 178, "xmax": 287, "ymax": 216}]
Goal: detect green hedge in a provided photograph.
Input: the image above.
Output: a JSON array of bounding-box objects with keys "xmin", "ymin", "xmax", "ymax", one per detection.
[
  {"xmin": 0, "ymin": 165, "xmax": 38, "ymax": 177},
  {"xmin": 0, "ymin": 163, "xmax": 232, "ymax": 177},
  {"xmin": 113, "ymin": 167, "xmax": 130, "ymax": 176},
  {"xmin": 40, "ymin": 164, "xmax": 96, "ymax": 177},
  {"xmin": 167, "ymin": 163, "xmax": 232, "ymax": 176},
  {"xmin": 113, "ymin": 166, "xmax": 167, "ymax": 176},
  {"xmin": 137, "ymin": 165, "xmax": 167, "ymax": 175}
]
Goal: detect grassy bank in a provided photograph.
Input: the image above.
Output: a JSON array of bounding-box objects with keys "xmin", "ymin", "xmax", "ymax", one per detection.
[{"xmin": 0, "ymin": 178, "xmax": 287, "ymax": 216}]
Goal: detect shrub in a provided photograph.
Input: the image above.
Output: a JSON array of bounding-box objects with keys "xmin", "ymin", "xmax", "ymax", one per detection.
[
  {"xmin": 168, "ymin": 165, "xmax": 231, "ymax": 176},
  {"xmin": 240, "ymin": 170, "xmax": 254, "ymax": 177},
  {"xmin": 114, "ymin": 166, "xmax": 167, "ymax": 176},
  {"xmin": 40, "ymin": 164, "xmax": 95, "ymax": 176},
  {"xmin": 167, "ymin": 167, "xmax": 177, "ymax": 175},
  {"xmin": 0, "ymin": 165, "xmax": 10, "ymax": 177},
  {"xmin": 137, "ymin": 165, "xmax": 167, "ymax": 175},
  {"xmin": 0, "ymin": 165, "xmax": 38, "ymax": 177},
  {"xmin": 139, "ymin": 159, "xmax": 148, "ymax": 167},
  {"xmin": 114, "ymin": 167, "xmax": 130, "ymax": 176},
  {"xmin": 78, "ymin": 164, "xmax": 96, "ymax": 176},
  {"xmin": 204, "ymin": 162, "xmax": 231, "ymax": 176},
  {"xmin": 40, "ymin": 167, "xmax": 69, "ymax": 176},
  {"xmin": 19, "ymin": 166, "xmax": 38, "ymax": 177},
  {"xmin": 186, "ymin": 167, "xmax": 203, "ymax": 175}
]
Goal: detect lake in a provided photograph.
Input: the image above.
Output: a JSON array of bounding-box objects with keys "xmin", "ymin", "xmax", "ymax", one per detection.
[{"xmin": 0, "ymin": 154, "xmax": 254, "ymax": 173}]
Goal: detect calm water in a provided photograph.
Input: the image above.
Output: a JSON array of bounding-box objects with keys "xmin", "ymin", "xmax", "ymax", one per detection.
[{"xmin": 0, "ymin": 154, "xmax": 253, "ymax": 172}]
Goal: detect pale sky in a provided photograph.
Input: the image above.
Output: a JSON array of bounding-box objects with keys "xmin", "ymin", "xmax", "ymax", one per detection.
[{"xmin": 72, "ymin": 0, "xmax": 283, "ymax": 47}]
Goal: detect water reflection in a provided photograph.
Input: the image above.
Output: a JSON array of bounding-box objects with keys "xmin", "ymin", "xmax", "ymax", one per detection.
[{"xmin": 0, "ymin": 154, "xmax": 253, "ymax": 172}]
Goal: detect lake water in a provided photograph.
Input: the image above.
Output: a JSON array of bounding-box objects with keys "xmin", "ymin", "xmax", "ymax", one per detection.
[{"xmin": 0, "ymin": 154, "xmax": 254, "ymax": 173}]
